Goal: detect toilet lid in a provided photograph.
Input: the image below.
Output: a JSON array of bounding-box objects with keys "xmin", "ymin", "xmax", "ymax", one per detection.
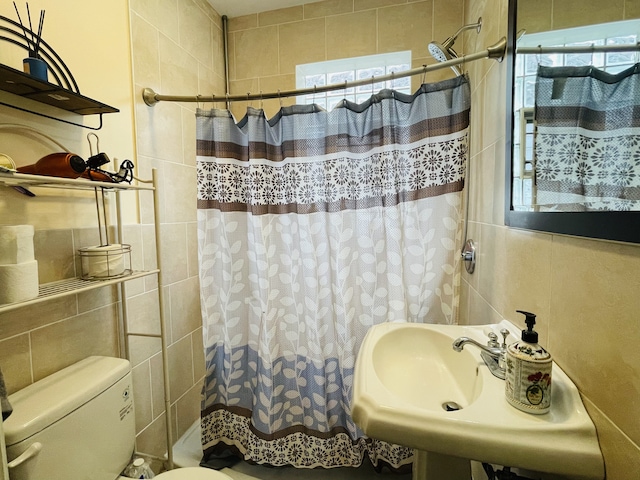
[{"xmin": 154, "ymin": 467, "xmax": 232, "ymax": 480}]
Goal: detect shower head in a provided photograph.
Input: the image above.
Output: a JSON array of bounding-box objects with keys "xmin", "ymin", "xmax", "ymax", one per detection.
[{"xmin": 428, "ymin": 17, "xmax": 482, "ymax": 76}]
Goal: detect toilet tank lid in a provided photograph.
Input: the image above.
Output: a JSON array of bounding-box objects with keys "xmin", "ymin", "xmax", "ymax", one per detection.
[{"xmin": 3, "ymin": 356, "xmax": 131, "ymax": 446}]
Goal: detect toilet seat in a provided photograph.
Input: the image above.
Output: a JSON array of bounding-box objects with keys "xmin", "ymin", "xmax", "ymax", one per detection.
[{"xmin": 154, "ymin": 466, "xmax": 233, "ymax": 479}]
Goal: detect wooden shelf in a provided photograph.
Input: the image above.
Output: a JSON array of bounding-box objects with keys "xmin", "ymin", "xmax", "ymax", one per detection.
[{"xmin": 0, "ymin": 63, "xmax": 118, "ymax": 115}]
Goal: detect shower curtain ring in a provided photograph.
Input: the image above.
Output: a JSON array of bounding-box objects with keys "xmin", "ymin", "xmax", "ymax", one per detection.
[
  {"xmin": 259, "ymin": 91, "xmax": 264, "ymax": 109},
  {"xmin": 421, "ymin": 65, "xmax": 427, "ymax": 85},
  {"xmin": 277, "ymin": 89, "xmax": 283, "ymax": 107}
]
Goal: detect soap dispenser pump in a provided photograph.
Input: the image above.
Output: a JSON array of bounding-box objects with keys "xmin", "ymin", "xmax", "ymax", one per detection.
[{"xmin": 504, "ymin": 310, "xmax": 552, "ymax": 414}]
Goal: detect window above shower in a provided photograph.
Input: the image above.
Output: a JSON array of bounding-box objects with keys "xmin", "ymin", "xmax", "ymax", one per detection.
[{"xmin": 295, "ymin": 51, "xmax": 412, "ymax": 110}]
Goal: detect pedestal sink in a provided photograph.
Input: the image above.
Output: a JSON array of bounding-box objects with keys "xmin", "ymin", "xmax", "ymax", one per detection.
[{"xmin": 352, "ymin": 321, "xmax": 604, "ymax": 480}]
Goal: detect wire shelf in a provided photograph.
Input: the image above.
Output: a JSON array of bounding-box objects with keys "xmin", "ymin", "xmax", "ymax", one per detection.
[{"xmin": 0, "ymin": 269, "xmax": 159, "ymax": 313}]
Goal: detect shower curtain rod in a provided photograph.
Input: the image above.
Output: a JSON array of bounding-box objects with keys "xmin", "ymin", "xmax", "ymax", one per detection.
[
  {"xmin": 517, "ymin": 42, "xmax": 640, "ymax": 55},
  {"xmin": 142, "ymin": 37, "xmax": 507, "ymax": 106}
]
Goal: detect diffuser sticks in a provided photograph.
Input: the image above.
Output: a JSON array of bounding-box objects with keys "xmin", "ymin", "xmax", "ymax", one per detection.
[{"xmin": 13, "ymin": 2, "xmax": 45, "ymax": 59}]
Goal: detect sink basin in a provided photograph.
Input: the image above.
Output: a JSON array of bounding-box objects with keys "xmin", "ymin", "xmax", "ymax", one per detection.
[
  {"xmin": 372, "ymin": 326, "xmax": 482, "ymax": 412},
  {"xmin": 352, "ymin": 321, "xmax": 604, "ymax": 480}
]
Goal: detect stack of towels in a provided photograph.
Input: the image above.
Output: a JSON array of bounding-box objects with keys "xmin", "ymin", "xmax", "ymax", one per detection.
[{"xmin": 0, "ymin": 225, "xmax": 39, "ymax": 305}]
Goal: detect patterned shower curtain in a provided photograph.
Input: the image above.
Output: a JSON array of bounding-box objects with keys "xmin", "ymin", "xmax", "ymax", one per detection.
[
  {"xmin": 534, "ymin": 63, "xmax": 640, "ymax": 211},
  {"xmin": 196, "ymin": 76, "xmax": 470, "ymax": 470}
]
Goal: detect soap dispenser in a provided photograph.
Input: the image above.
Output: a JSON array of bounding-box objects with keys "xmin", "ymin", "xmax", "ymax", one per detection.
[{"xmin": 504, "ymin": 310, "xmax": 552, "ymax": 414}]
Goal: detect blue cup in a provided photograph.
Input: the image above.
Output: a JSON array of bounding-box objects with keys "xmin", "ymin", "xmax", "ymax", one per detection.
[{"xmin": 23, "ymin": 57, "xmax": 48, "ymax": 82}]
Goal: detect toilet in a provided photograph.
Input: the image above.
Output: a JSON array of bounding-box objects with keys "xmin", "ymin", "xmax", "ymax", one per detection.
[{"xmin": 3, "ymin": 356, "xmax": 231, "ymax": 480}]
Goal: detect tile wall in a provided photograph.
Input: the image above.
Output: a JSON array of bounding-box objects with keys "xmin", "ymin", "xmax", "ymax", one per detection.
[
  {"xmin": 461, "ymin": 0, "xmax": 640, "ymax": 478},
  {"xmin": 128, "ymin": 0, "xmax": 225, "ymax": 456}
]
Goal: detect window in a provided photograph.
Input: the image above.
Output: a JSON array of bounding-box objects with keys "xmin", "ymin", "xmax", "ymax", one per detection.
[{"xmin": 295, "ymin": 51, "xmax": 412, "ymax": 110}]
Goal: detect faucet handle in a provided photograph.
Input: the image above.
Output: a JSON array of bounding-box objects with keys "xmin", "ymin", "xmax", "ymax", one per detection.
[
  {"xmin": 500, "ymin": 328, "xmax": 510, "ymax": 348},
  {"xmin": 487, "ymin": 332, "xmax": 499, "ymax": 348}
]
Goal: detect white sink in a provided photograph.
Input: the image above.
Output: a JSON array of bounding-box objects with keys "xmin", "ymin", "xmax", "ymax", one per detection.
[{"xmin": 352, "ymin": 321, "xmax": 604, "ymax": 480}]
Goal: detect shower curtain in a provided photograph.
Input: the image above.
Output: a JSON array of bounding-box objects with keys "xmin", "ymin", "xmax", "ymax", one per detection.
[
  {"xmin": 197, "ymin": 76, "xmax": 470, "ymax": 470},
  {"xmin": 534, "ymin": 63, "xmax": 640, "ymax": 211}
]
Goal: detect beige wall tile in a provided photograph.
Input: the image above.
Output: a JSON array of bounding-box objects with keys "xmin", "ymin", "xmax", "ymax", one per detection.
[
  {"xmin": 626, "ymin": 0, "xmax": 640, "ymax": 19},
  {"xmin": 228, "ymin": 14, "xmax": 258, "ymax": 32},
  {"xmin": 233, "ymin": 26, "xmax": 280, "ymax": 79},
  {"xmin": 503, "ymin": 229, "xmax": 552, "ymax": 345},
  {"xmin": 377, "ymin": 2, "xmax": 433, "ymax": 54},
  {"xmin": 467, "ymin": 284, "xmax": 503, "ymax": 326},
  {"xmin": 260, "ymin": 6, "xmax": 304, "ymax": 26},
  {"xmin": 135, "ymin": 412, "xmax": 167, "ymax": 458},
  {"xmin": 0, "ymin": 335, "xmax": 32, "ymax": 394},
  {"xmin": 162, "ymin": 163, "xmax": 197, "ymax": 224},
  {"xmin": 127, "ymin": 290, "xmax": 162, "ymax": 335},
  {"xmin": 30, "ymin": 305, "xmax": 119, "ymax": 381},
  {"xmin": 468, "ymin": 144, "xmax": 495, "ymax": 223},
  {"xmin": 326, "ymin": 10, "xmax": 378, "ymax": 59},
  {"xmin": 515, "ymin": 0, "xmax": 552, "ymax": 35},
  {"xmin": 182, "ymin": 109, "xmax": 198, "ymax": 167},
  {"xmin": 552, "ymin": 0, "xmax": 625, "ymax": 29},
  {"xmin": 355, "ymin": 0, "xmax": 406, "ymax": 10},
  {"xmin": 0, "ymin": 297, "xmax": 77, "ymax": 341},
  {"xmin": 549, "ymin": 236, "xmax": 640, "ymax": 445},
  {"xmin": 77, "ymin": 286, "xmax": 119, "ymax": 314},
  {"xmin": 176, "ymin": 382, "xmax": 202, "ymax": 438},
  {"xmin": 150, "ymin": 352, "xmax": 166, "ymax": 419},
  {"xmin": 128, "ymin": 336, "xmax": 162, "ymax": 367},
  {"xmin": 132, "ymin": 361, "xmax": 153, "ymax": 432},
  {"xmin": 477, "ymin": 224, "xmax": 508, "ymax": 315},
  {"xmin": 159, "ymin": 34, "xmax": 199, "ymax": 97},
  {"xmin": 169, "ymin": 276, "xmax": 202, "ymax": 341},
  {"xmin": 131, "ymin": 12, "xmax": 161, "ymax": 91},
  {"xmin": 34, "ymin": 229, "xmax": 75, "ymax": 284},
  {"xmin": 130, "ymin": 0, "xmax": 180, "ymax": 44},
  {"xmin": 482, "ymin": 62, "xmax": 506, "ymax": 148},
  {"xmin": 187, "ymin": 222, "xmax": 199, "ymax": 279},
  {"xmin": 304, "ymin": 0, "xmax": 354, "ymax": 19},
  {"xmin": 136, "ymin": 98, "xmax": 185, "ymax": 164},
  {"xmin": 583, "ymin": 397, "xmax": 640, "ymax": 480},
  {"xmin": 159, "ymin": 224, "xmax": 188, "ymax": 285},
  {"xmin": 166, "ymin": 335, "xmax": 194, "ymax": 403},
  {"xmin": 178, "ymin": 0, "xmax": 214, "ymax": 69},
  {"xmin": 279, "ymin": 18, "xmax": 327, "ymax": 75},
  {"xmin": 192, "ymin": 328, "xmax": 206, "ymax": 381}
]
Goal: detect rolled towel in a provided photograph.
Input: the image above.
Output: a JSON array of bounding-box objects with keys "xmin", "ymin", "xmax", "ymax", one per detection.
[
  {"xmin": 0, "ymin": 260, "xmax": 39, "ymax": 305},
  {"xmin": 1, "ymin": 366, "xmax": 12, "ymax": 420},
  {"xmin": 0, "ymin": 225, "xmax": 35, "ymax": 265}
]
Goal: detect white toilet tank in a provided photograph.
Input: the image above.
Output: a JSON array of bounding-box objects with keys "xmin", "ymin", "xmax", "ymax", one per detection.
[{"xmin": 3, "ymin": 356, "xmax": 135, "ymax": 480}]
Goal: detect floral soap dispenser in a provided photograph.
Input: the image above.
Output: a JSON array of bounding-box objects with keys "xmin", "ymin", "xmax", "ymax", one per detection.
[{"xmin": 504, "ymin": 310, "xmax": 552, "ymax": 414}]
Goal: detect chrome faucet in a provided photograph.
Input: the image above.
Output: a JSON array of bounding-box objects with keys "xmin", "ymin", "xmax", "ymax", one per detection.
[{"xmin": 452, "ymin": 329, "xmax": 509, "ymax": 379}]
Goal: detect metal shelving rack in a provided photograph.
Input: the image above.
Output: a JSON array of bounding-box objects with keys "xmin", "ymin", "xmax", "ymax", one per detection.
[{"xmin": 0, "ymin": 169, "xmax": 175, "ymax": 469}]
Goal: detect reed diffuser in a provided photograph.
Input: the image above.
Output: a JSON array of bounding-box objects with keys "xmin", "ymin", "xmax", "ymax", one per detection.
[{"xmin": 14, "ymin": 2, "xmax": 47, "ymax": 81}]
